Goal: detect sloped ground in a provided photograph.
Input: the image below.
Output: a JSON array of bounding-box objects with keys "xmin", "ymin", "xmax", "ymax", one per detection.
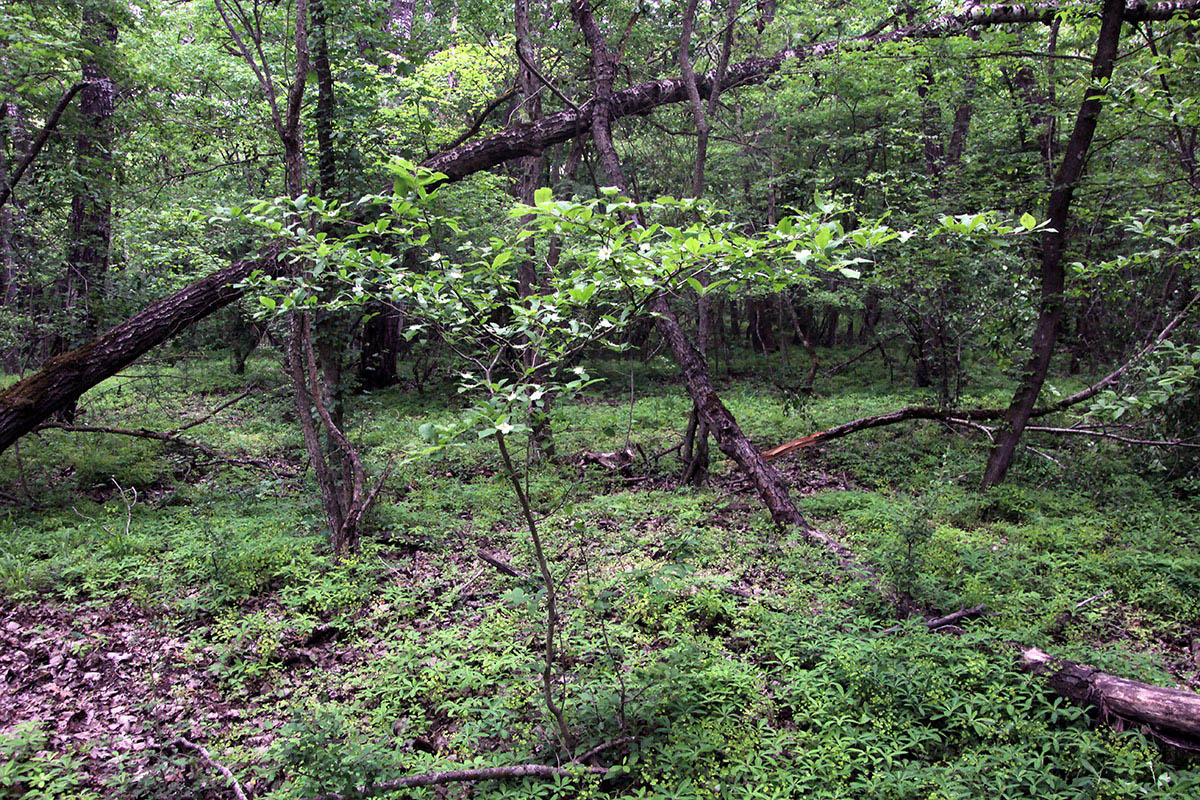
[{"xmin": 2, "ymin": 353, "xmax": 1199, "ymax": 798}]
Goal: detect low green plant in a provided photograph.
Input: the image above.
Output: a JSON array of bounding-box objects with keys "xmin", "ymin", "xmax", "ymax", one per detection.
[{"xmin": 0, "ymin": 723, "xmax": 97, "ymax": 800}]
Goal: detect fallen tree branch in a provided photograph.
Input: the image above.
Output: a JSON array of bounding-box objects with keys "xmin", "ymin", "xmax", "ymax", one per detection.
[
  {"xmin": 171, "ymin": 738, "xmax": 250, "ymax": 800},
  {"xmin": 478, "ymin": 551, "xmax": 528, "ymax": 578},
  {"xmin": 170, "ymin": 386, "xmax": 258, "ymax": 435},
  {"xmin": 33, "ymin": 422, "xmax": 297, "ymax": 474},
  {"xmin": 761, "ymin": 296, "xmax": 1200, "ymax": 462},
  {"xmin": 822, "ymin": 334, "xmax": 902, "ymax": 377},
  {"xmin": 877, "ymin": 604, "xmax": 988, "ymax": 636},
  {"xmin": 574, "ymin": 736, "xmax": 636, "ymax": 764},
  {"xmin": 306, "ymin": 763, "xmax": 609, "ymax": 800},
  {"xmin": 879, "ymin": 607, "xmax": 1200, "ymax": 746}
]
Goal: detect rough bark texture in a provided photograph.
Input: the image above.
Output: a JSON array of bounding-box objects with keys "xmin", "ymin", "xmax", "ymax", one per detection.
[
  {"xmin": 0, "ymin": 253, "xmax": 279, "ymax": 454},
  {"xmin": 312, "ymin": 0, "xmax": 338, "ymax": 199},
  {"xmin": 60, "ymin": 10, "xmax": 117, "ymax": 344},
  {"xmin": 388, "ymin": 0, "xmax": 416, "ymax": 44},
  {"xmin": 1020, "ymin": 646, "xmax": 1200, "ymax": 746},
  {"xmin": 981, "ymin": 0, "xmax": 1127, "ymax": 488}
]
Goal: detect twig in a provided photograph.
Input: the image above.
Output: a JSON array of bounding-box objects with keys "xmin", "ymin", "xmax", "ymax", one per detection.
[
  {"xmin": 1075, "ymin": 589, "xmax": 1112, "ymax": 610},
  {"xmin": 573, "ymin": 736, "xmax": 635, "ymax": 764},
  {"xmin": 437, "ymin": 84, "xmax": 520, "ymax": 155},
  {"xmin": 947, "ymin": 418, "xmax": 1200, "ymax": 449},
  {"xmin": 515, "ymin": 41, "xmax": 579, "ymax": 111},
  {"xmin": 821, "ymin": 334, "xmax": 901, "ymax": 377},
  {"xmin": 877, "ymin": 604, "xmax": 987, "ymax": 637},
  {"xmin": 452, "ymin": 566, "xmax": 488, "ymax": 599},
  {"xmin": 171, "ymin": 386, "xmax": 258, "ymax": 434},
  {"xmin": 1027, "ymin": 445, "xmax": 1063, "ymax": 466},
  {"xmin": 171, "ymin": 738, "xmax": 249, "ymax": 800},
  {"xmin": 306, "ymin": 763, "xmax": 608, "ymax": 800},
  {"xmin": 478, "ymin": 551, "xmax": 528, "ymax": 579}
]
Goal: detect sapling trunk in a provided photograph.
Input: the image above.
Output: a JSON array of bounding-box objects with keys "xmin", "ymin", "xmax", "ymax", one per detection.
[{"xmin": 494, "ymin": 431, "xmax": 573, "ymax": 751}]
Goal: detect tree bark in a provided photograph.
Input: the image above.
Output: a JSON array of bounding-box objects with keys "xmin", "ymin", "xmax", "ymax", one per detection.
[
  {"xmin": 59, "ymin": 10, "xmax": 117, "ymax": 347},
  {"xmin": 0, "ymin": 252, "xmax": 280, "ymax": 454},
  {"xmin": 312, "ymin": 0, "xmax": 338, "ymax": 199},
  {"xmin": 1019, "ymin": 646, "xmax": 1200, "ymax": 746},
  {"xmin": 981, "ymin": 0, "xmax": 1127, "ymax": 488}
]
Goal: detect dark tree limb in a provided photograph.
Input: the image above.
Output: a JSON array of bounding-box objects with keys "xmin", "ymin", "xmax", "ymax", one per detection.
[
  {"xmin": 761, "ymin": 295, "xmax": 1199, "ymax": 462},
  {"xmin": 0, "ymin": 251, "xmax": 281, "ymax": 455},
  {"xmin": 877, "ymin": 604, "xmax": 988, "ymax": 636},
  {"xmin": 478, "ymin": 551, "xmax": 527, "ymax": 578},
  {"xmin": 0, "ymin": 82, "xmax": 86, "ymax": 210}
]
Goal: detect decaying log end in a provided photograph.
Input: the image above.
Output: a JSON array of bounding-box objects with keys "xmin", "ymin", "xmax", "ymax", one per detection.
[{"xmin": 1020, "ymin": 646, "xmax": 1200, "ymax": 749}]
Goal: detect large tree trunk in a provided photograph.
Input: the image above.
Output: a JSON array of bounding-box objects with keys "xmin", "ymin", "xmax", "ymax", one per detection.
[
  {"xmin": 981, "ymin": 0, "xmax": 1126, "ymax": 488},
  {"xmin": 58, "ymin": 10, "xmax": 117, "ymax": 349}
]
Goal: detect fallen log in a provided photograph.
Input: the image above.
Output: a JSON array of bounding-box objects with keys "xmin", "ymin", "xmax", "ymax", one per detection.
[
  {"xmin": 882, "ymin": 606, "xmax": 1200, "ymax": 747},
  {"xmin": 1019, "ymin": 646, "xmax": 1200, "ymax": 748}
]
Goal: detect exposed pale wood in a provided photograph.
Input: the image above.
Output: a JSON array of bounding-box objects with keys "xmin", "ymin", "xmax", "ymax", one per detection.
[{"xmin": 1019, "ymin": 646, "xmax": 1200, "ymax": 746}]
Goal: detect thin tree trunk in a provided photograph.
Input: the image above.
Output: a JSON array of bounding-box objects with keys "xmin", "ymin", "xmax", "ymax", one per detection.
[
  {"xmin": 571, "ymin": 0, "xmax": 864, "ymax": 571},
  {"xmin": 514, "ymin": 0, "xmax": 555, "ymax": 459},
  {"xmin": 982, "ymin": 0, "xmax": 1126, "ymax": 488}
]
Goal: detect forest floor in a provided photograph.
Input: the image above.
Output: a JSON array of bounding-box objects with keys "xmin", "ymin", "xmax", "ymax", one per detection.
[{"xmin": 2, "ymin": 347, "xmax": 1199, "ymax": 799}]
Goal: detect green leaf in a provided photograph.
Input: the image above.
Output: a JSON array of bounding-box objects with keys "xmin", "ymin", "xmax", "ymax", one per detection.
[{"xmin": 1020, "ymin": 212, "xmax": 1037, "ymax": 230}]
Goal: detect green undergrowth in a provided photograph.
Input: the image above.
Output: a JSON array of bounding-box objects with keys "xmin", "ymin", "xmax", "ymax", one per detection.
[{"xmin": 1, "ymin": 347, "xmax": 1198, "ymax": 798}]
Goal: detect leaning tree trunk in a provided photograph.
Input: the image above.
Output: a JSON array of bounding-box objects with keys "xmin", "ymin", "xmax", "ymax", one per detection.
[
  {"xmin": 0, "ymin": 253, "xmax": 279, "ymax": 454},
  {"xmin": 981, "ymin": 0, "xmax": 1126, "ymax": 488},
  {"xmin": 571, "ymin": 0, "xmax": 864, "ymax": 572}
]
